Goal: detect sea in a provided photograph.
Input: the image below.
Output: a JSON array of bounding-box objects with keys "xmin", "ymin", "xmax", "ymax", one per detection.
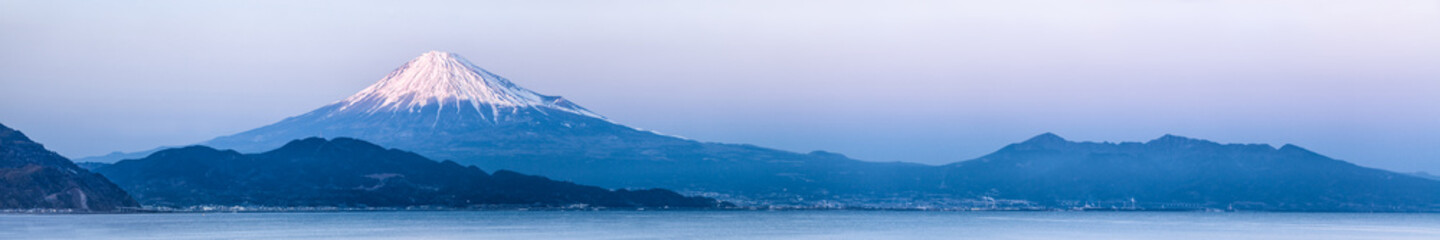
[{"xmin": 2, "ymin": 211, "xmax": 1438, "ymax": 239}]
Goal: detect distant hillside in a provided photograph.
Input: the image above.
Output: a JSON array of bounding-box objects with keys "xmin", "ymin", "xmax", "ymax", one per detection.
[
  {"xmin": 0, "ymin": 123, "xmax": 138, "ymax": 211},
  {"xmin": 93, "ymin": 137, "xmax": 727, "ymax": 209},
  {"xmin": 1411, "ymin": 172, "xmax": 1440, "ymax": 181},
  {"xmin": 942, "ymin": 133, "xmax": 1440, "ymax": 211},
  {"xmin": 75, "ymin": 162, "xmax": 111, "ymax": 171}
]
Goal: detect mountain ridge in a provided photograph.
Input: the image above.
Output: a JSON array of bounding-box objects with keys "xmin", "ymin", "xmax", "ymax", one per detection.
[
  {"xmin": 0, "ymin": 122, "xmax": 139, "ymax": 211},
  {"xmin": 92, "ymin": 137, "xmax": 728, "ymax": 208},
  {"xmin": 943, "ymin": 133, "xmax": 1440, "ymax": 211}
]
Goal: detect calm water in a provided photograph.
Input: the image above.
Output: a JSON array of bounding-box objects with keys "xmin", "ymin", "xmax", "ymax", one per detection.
[{"xmin": 2, "ymin": 211, "xmax": 1438, "ymax": 240}]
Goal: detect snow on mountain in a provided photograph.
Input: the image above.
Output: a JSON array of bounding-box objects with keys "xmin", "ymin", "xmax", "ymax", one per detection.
[{"xmin": 335, "ymin": 51, "xmax": 603, "ymax": 119}]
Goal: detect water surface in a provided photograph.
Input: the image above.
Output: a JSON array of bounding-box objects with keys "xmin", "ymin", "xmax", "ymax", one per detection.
[{"xmin": 3, "ymin": 211, "xmax": 1437, "ymax": 239}]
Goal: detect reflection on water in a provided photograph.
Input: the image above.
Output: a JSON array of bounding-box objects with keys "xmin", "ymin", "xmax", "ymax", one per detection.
[{"xmin": 2, "ymin": 211, "xmax": 1438, "ymax": 240}]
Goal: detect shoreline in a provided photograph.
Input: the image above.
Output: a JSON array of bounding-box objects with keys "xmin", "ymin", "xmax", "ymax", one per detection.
[{"xmin": 6, "ymin": 206, "xmax": 1438, "ymax": 214}]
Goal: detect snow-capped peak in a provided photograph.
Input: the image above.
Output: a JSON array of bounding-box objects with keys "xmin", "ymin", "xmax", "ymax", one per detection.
[{"xmin": 337, "ymin": 51, "xmax": 602, "ymax": 119}]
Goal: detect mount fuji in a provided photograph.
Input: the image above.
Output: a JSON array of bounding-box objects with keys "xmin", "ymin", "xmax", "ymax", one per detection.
[
  {"xmin": 202, "ymin": 51, "xmax": 631, "ymax": 155},
  {"xmin": 83, "ymin": 51, "xmax": 935, "ymax": 202}
]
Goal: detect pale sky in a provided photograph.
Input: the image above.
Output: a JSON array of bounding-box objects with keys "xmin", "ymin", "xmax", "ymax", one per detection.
[{"xmin": 2, "ymin": 0, "xmax": 1439, "ymax": 173}]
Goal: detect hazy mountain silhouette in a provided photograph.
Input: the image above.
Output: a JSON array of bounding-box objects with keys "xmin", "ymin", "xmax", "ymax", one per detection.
[
  {"xmin": 941, "ymin": 133, "xmax": 1440, "ymax": 211},
  {"xmin": 92, "ymin": 137, "xmax": 727, "ymax": 209}
]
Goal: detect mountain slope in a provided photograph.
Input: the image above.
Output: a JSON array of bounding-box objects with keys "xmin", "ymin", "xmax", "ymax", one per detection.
[
  {"xmin": 0, "ymin": 123, "xmax": 138, "ymax": 211},
  {"xmin": 942, "ymin": 133, "xmax": 1440, "ymax": 211},
  {"xmin": 93, "ymin": 137, "xmax": 726, "ymax": 208}
]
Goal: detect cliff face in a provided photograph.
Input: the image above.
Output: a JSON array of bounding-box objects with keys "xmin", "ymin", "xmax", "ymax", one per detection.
[{"xmin": 0, "ymin": 123, "xmax": 138, "ymax": 211}]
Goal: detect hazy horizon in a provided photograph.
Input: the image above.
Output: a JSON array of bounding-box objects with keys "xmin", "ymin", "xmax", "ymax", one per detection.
[{"xmin": 2, "ymin": 0, "xmax": 1438, "ymax": 173}]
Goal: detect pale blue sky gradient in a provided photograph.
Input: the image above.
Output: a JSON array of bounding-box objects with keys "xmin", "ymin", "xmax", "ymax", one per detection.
[{"xmin": 2, "ymin": 0, "xmax": 1439, "ymax": 172}]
